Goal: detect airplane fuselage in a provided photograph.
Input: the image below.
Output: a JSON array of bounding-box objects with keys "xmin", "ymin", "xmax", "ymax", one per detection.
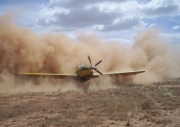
[{"xmin": 76, "ymin": 63, "xmax": 94, "ymax": 82}]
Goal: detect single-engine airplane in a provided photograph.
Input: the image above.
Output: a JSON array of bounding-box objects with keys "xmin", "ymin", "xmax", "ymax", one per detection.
[{"xmin": 18, "ymin": 56, "xmax": 145, "ymax": 82}]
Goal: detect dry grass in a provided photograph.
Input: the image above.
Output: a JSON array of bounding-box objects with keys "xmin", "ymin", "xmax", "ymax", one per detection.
[{"xmin": 0, "ymin": 78, "xmax": 180, "ymax": 126}]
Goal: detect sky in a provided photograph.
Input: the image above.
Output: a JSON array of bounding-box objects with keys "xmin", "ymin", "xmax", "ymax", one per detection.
[{"xmin": 0, "ymin": 0, "xmax": 180, "ymax": 44}]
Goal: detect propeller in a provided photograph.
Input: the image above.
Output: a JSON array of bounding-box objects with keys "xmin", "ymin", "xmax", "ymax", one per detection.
[
  {"xmin": 88, "ymin": 56, "xmax": 103, "ymax": 75},
  {"xmin": 95, "ymin": 60, "xmax": 102, "ymax": 66},
  {"xmin": 88, "ymin": 56, "xmax": 92, "ymax": 66},
  {"xmin": 95, "ymin": 69, "xmax": 103, "ymax": 75}
]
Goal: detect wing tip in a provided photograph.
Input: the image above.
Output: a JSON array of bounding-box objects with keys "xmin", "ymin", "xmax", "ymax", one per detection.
[{"xmin": 139, "ymin": 70, "xmax": 145, "ymax": 73}]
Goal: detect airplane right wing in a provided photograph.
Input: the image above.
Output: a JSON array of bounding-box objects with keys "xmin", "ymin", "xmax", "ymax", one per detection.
[{"xmin": 93, "ymin": 70, "xmax": 145, "ymax": 78}]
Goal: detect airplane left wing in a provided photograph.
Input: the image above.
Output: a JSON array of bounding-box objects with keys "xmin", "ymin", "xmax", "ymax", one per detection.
[
  {"xmin": 17, "ymin": 73, "xmax": 77, "ymax": 79},
  {"xmin": 92, "ymin": 70, "xmax": 145, "ymax": 78}
]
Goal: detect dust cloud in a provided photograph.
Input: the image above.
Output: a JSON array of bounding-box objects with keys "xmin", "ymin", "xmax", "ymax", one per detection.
[{"xmin": 0, "ymin": 14, "xmax": 180, "ymax": 94}]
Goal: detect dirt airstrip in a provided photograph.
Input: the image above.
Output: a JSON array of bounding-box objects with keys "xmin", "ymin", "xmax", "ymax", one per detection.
[{"xmin": 0, "ymin": 78, "xmax": 180, "ymax": 127}]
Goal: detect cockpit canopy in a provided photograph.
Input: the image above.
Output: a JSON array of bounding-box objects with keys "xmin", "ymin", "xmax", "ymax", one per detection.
[{"xmin": 77, "ymin": 63, "xmax": 84, "ymax": 68}]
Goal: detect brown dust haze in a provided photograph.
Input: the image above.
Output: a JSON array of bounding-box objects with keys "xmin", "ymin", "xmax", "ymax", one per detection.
[{"xmin": 0, "ymin": 14, "xmax": 180, "ymax": 94}]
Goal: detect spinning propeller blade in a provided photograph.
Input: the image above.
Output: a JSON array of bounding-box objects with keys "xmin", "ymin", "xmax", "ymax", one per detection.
[
  {"xmin": 88, "ymin": 56, "xmax": 103, "ymax": 75},
  {"xmin": 95, "ymin": 60, "xmax": 102, "ymax": 66},
  {"xmin": 95, "ymin": 69, "xmax": 103, "ymax": 75},
  {"xmin": 88, "ymin": 56, "xmax": 92, "ymax": 66}
]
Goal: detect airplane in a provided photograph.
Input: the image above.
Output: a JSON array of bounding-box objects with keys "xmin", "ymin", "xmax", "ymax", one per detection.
[{"xmin": 18, "ymin": 56, "xmax": 145, "ymax": 82}]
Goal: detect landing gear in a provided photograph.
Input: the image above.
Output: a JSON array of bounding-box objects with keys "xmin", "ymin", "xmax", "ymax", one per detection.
[{"xmin": 75, "ymin": 77, "xmax": 91, "ymax": 92}]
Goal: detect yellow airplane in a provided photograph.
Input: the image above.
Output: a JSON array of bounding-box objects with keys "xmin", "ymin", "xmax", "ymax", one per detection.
[{"xmin": 19, "ymin": 56, "xmax": 145, "ymax": 82}]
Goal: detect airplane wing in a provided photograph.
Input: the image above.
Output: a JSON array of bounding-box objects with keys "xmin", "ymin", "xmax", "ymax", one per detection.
[
  {"xmin": 17, "ymin": 73, "xmax": 77, "ymax": 79},
  {"xmin": 93, "ymin": 70, "xmax": 145, "ymax": 78}
]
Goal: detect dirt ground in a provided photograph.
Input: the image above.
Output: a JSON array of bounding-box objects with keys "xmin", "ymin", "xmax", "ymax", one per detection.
[{"xmin": 0, "ymin": 78, "xmax": 180, "ymax": 127}]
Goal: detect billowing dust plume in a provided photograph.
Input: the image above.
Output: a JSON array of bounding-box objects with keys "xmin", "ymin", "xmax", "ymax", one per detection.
[{"xmin": 0, "ymin": 14, "xmax": 180, "ymax": 94}]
